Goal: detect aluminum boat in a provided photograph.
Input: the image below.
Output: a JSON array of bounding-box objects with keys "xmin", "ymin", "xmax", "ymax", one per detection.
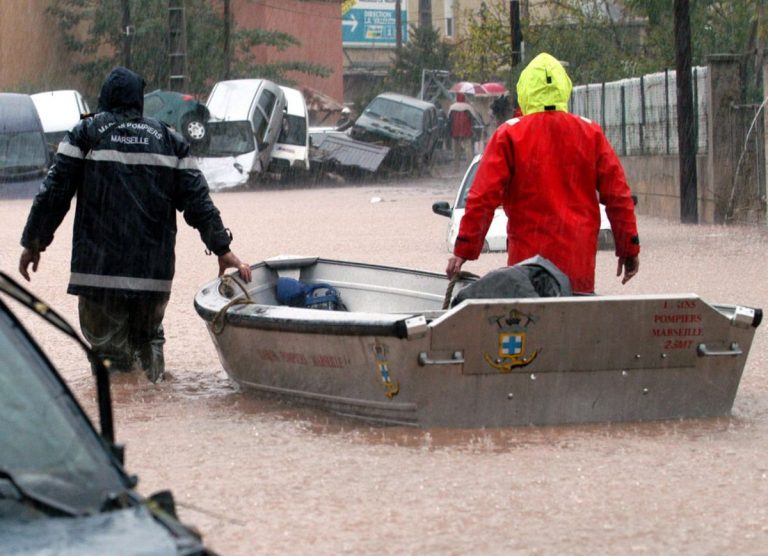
[{"xmin": 194, "ymin": 255, "xmax": 762, "ymax": 428}]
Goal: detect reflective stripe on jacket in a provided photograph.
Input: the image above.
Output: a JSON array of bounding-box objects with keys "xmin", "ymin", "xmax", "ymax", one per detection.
[{"xmin": 21, "ymin": 111, "xmax": 231, "ymax": 297}]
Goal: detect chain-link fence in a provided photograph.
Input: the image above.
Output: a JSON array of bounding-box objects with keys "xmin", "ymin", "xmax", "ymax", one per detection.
[{"xmin": 569, "ymin": 67, "xmax": 709, "ymax": 156}]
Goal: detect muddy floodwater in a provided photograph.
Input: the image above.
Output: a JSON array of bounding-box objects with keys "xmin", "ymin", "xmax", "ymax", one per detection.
[{"xmin": 2, "ymin": 172, "xmax": 767, "ymax": 555}]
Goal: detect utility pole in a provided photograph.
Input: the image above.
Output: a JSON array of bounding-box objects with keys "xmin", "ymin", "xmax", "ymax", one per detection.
[
  {"xmin": 396, "ymin": 0, "xmax": 402, "ymax": 50},
  {"xmin": 223, "ymin": 0, "xmax": 231, "ymax": 79},
  {"xmin": 510, "ymin": 0, "xmax": 522, "ymax": 67},
  {"xmin": 168, "ymin": 0, "xmax": 187, "ymax": 91},
  {"xmin": 674, "ymin": 0, "xmax": 698, "ymax": 223},
  {"xmin": 121, "ymin": 0, "xmax": 133, "ymax": 68}
]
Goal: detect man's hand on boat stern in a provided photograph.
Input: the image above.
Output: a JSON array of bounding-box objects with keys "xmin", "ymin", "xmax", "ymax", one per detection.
[
  {"xmin": 617, "ymin": 255, "xmax": 639, "ymax": 285},
  {"xmin": 446, "ymin": 256, "xmax": 466, "ymax": 280},
  {"xmin": 218, "ymin": 251, "xmax": 253, "ymax": 282}
]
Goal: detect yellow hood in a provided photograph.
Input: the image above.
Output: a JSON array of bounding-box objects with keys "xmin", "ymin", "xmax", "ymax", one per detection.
[{"xmin": 516, "ymin": 53, "xmax": 572, "ymax": 115}]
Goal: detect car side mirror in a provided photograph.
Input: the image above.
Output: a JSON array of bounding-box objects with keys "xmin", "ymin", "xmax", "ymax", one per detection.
[
  {"xmin": 432, "ymin": 201, "xmax": 452, "ymax": 218},
  {"xmin": 632, "ymin": 194, "xmax": 638, "ymax": 206},
  {"xmin": 148, "ymin": 490, "xmax": 179, "ymax": 519}
]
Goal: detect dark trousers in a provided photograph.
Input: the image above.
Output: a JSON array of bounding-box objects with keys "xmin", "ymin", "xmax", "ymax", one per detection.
[{"xmin": 78, "ymin": 293, "xmax": 169, "ymax": 382}]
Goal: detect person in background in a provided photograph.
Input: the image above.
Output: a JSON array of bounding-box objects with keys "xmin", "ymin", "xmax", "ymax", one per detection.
[
  {"xmin": 19, "ymin": 67, "xmax": 252, "ymax": 383},
  {"xmin": 336, "ymin": 106, "xmax": 353, "ymax": 131},
  {"xmin": 448, "ymin": 92, "xmax": 481, "ymax": 171},
  {"xmin": 446, "ymin": 53, "xmax": 640, "ymax": 293}
]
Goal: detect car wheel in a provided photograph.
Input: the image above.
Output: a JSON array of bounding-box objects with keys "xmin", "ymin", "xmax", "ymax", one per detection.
[{"xmin": 182, "ymin": 115, "xmax": 207, "ymax": 143}]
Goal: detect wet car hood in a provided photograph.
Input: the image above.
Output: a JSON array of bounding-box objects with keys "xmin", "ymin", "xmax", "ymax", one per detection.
[
  {"xmin": 0, "ymin": 506, "xmax": 180, "ymax": 555},
  {"xmin": 354, "ymin": 114, "xmax": 420, "ymax": 143},
  {"xmin": 197, "ymin": 151, "xmax": 256, "ymax": 191},
  {"xmin": 0, "ymin": 173, "xmax": 46, "ymax": 199}
]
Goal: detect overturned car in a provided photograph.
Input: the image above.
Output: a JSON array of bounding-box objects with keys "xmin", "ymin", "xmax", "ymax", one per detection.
[{"xmin": 350, "ymin": 93, "xmax": 440, "ymax": 172}]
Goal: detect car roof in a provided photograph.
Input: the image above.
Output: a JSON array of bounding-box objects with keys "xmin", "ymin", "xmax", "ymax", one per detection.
[
  {"xmin": 278, "ymin": 86, "xmax": 307, "ymax": 118},
  {"xmin": 0, "ymin": 93, "xmax": 44, "ymax": 133},
  {"xmin": 30, "ymin": 90, "xmax": 87, "ymax": 133},
  {"xmin": 206, "ymin": 79, "xmax": 275, "ymax": 121},
  {"xmin": 370, "ymin": 93, "xmax": 436, "ymax": 111}
]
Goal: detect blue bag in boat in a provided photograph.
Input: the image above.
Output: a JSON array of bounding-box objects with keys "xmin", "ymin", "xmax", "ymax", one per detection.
[{"xmin": 276, "ymin": 277, "xmax": 347, "ymax": 311}]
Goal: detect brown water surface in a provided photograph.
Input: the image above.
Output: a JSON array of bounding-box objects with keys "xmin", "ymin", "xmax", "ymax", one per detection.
[{"xmin": 2, "ymin": 175, "xmax": 767, "ymax": 555}]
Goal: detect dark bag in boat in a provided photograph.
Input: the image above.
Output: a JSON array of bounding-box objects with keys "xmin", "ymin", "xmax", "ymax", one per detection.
[
  {"xmin": 276, "ymin": 277, "xmax": 347, "ymax": 311},
  {"xmin": 452, "ymin": 255, "xmax": 572, "ymax": 308}
]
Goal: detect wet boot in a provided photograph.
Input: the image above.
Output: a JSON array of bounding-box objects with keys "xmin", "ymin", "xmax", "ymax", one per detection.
[{"xmin": 139, "ymin": 339, "xmax": 165, "ymax": 383}]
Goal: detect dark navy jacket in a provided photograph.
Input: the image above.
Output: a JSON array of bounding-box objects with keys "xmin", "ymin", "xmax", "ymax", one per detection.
[{"xmin": 21, "ymin": 67, "xmax": 231, "ymax": 297}]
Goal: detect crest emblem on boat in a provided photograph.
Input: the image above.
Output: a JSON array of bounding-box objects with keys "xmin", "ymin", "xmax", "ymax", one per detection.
[
  {"xmin": 371, "ymin": 342, "xmax": 400, "ymax": 399},
  {"xmin": 484, "ymin": 309, "xmax": 539, "ymax": 372}
]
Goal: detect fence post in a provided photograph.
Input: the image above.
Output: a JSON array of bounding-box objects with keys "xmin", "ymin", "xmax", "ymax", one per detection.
[
  {"xmin": 601, "ymin": 82, "xmax": 606, "ymax": 127},
  {"xmin": 706, "ymin": 54, "xmax": 742, "ymax": 223},
  {"xmin": 665, "ymin": 69, "xmax": 670, "ymax": 155},
  {"xmin": 640, "ymin": 75, "xmax": 646, "ymax": 154},
  {"xmin": 692, "ymin": 67, "xmax": 699, "ymax": 154},
  {"xmin": 764, "ymin": 59, "xmax": 768, "ymax": 226},
  {"xmin": 621, "ymin": 85, "xmax": 627, "ymax": 156}
]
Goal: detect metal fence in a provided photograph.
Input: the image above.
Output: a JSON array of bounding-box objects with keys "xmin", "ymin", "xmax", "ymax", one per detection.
[{"xmin": 569, "ymin": 67, "xmax": 709, "ymax": 156}]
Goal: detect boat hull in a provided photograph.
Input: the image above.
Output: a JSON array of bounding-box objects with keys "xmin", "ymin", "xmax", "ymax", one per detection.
[{"xmin": 195, "ymin": 257, "xmax": 762, "ymax": 427}]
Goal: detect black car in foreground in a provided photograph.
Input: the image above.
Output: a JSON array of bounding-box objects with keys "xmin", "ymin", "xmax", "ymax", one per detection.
[{"xmin": 0, "ymin": 272, "xmax": 212, "ymax": 555}]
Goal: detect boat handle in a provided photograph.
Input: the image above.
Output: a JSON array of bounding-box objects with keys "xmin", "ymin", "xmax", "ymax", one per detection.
[
  {"xmin": 418, "ymin": 351, "xmax": 464, "ymax": 366},
  {"xmin": 697, "ymin": 342, "xmax": 742, "ymax": 357}
]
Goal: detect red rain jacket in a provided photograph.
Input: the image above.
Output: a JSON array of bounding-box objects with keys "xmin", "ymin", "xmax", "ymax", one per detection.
[{"xmin": 453, "ymin": 111, "xmax": 640, "ymax": 293}]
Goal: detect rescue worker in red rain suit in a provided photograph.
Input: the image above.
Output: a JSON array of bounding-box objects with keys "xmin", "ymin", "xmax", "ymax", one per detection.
[{"xmin": 446, "ymin": 53, "xmax": 640, "ymax": 293}]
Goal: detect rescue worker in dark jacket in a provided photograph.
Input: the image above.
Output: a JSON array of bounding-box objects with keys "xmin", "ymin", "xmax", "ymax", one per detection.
[{"xmin": 19, "ymin": 67, "xmax": 252, "ymax": 383}]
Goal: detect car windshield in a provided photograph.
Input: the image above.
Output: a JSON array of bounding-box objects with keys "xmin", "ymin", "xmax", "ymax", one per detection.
[
  {"xmin": 0, "ymin": 131, "xmax": 48, "ymax": 178},
  {"xmin": 456, "ymin": 160, "xmax": 481, "ymax": 209},
  {"xmin": 0, "ymin": 308, "xmax": 125, "ymax": 515},
  {"xmin": 278, "ymin": 114, "xmax": 307, "ymax": 146},
  {"xmin": 202, "ymin": 121, "xmax": 255, "ymax": 157},
  {"xmin": 365, "ymin": 98, "xmax": 424, "ymax": 130}
]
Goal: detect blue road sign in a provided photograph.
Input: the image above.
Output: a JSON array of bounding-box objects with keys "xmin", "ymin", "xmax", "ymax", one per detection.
[{"xmin": 342, "ymin": 2, "xmax": 408, "ymax": 46}]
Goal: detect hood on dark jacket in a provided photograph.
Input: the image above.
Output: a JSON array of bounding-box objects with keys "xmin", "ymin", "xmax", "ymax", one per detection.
[{"xmin": 97, "ymin": 67, "xmax": 145, "ymax": 116}]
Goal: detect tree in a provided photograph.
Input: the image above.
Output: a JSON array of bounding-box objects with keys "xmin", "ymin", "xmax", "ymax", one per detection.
[
  {"xmin": 451, "ymin": 0, "xmax": 763, "ymax": 94},
  {"xmin": 386, "ymin": 24, "xmax": 453, "ymax": 96},
  {"xmin": 451, "ymin": 1, "xmax": 513, "ymax": 83},
  {"xmin": 47, "ymin": 0, "xmax": 330, "ymax": 98}
]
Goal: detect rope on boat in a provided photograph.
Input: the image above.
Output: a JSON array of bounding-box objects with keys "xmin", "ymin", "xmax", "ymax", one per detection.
[
  {"xmin": 211, "ymin": 274, "xmax": 255, "ymax": 335},
  {"xmin": 442, "ymin": 270, "xmax": 479, "ymax": 309}
]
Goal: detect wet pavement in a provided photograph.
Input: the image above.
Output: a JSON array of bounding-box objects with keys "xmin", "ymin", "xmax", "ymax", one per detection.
[{"xmin": 1, "ymin": 168, "xmax": 767, "ymax": 555}]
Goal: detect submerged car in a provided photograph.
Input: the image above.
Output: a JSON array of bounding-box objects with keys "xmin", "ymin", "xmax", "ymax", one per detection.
[
  {"xmin": 269, "ymin": 85, "xmax": 310, "ymax": 173},
  {"xmin": 144, "ymin": 89, "xmax": 210, "ymax": 144},
  {"xmin": 0, "ymin": 272, "xmax": 211, "ymax": 555},
  {"xmin": 350, "ymin": 92, "xmax": 440, "ymax": 171},
  {"xmin": 197, "ymin": 79, "xmax": 286, "ymax": 190},
  {"xmin": 0, "ymin": 93, "xmax": 51, "ymax": 198},
  {"xmin": 432, "ymin": 154, "xmax": 615, "ymax": 253}
]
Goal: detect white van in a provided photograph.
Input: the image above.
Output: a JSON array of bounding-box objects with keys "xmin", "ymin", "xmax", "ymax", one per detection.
[
  {"xmin": 30, "ymin": 90, "xmax": 90, "ymax": 149},
  {"xmin": 269, "ymin": 86, "xmax": 310, "ymax": 172},
  {"xmin": 198, "ymin": 79, "xmax": 286, "ymax": 190}
]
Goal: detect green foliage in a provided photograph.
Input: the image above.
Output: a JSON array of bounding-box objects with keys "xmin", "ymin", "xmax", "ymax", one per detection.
[
  {"xmin": 452, "ymin": 0, "xmax": 763, "ymax": 93},
  {"xmin": 386, "ymin": 25, "xmax": 453, "ymax": 96},
  {"xmin": 47, "ymin": 0, "xmax": 331, "ymax": 98},
  {"xmin": 451, "ymin": 2, "xmax": 513, "ymax": 84}
]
